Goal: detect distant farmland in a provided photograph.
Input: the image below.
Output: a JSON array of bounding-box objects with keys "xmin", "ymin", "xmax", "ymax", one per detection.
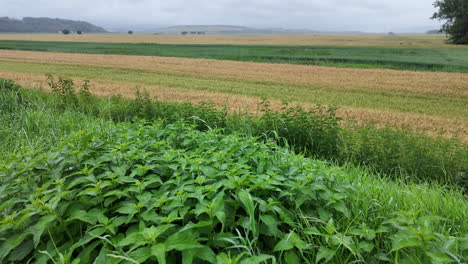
[
  {"xmin": 1, "ymin": 40, "xmax": 468, "ymax": 73},
  {"xmin": 1, "ymin": 33, "xmax": 466, "ymax": 50}
]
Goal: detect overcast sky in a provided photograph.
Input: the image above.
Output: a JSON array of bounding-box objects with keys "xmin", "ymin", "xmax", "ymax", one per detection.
[{"xmin": 2, "ymin": 0, "xmax": 443, "ymax": 32}]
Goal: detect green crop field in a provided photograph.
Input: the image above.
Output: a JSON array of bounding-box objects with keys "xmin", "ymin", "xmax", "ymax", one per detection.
[{"xmin": 1, "ymin": 40, "xmax": 468, "ymax": 72}]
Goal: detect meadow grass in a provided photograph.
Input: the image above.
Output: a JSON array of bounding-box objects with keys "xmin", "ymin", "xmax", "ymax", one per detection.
[
  {"xmin": 1, "ymin": 40, "xmax": 468, "ymax": 72},
  {"xmin": 0, "ymin": 60, "xmax": 466, "ymax": 123},
  {"xmin": 0, "ymin": 86, "xmax": 111, "ymax": 157}
]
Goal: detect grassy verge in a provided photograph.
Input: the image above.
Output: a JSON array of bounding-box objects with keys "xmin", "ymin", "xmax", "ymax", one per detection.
[
  {"xmin": 1, "ymin": 40, "xmax": 468, "ymax": 73},
  {"xmin": 1, "ymin": 78, "xmax": 466, "ymax": 189}
]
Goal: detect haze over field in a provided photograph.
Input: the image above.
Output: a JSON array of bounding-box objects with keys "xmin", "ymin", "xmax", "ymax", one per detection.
[{"xmin": 3, "ymin": 0, "xmax": 443, "ymax": 33}]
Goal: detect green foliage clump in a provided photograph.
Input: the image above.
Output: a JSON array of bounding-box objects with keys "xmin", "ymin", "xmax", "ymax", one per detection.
[
  {"xmin": 1, "ymin": 121, "xmax": 466, "ymax": 263},
  {"xmin": 249, "ymin": 99, "xmax": 341, "ymax": 159},
  {"xmin": 340, "ymin": 125, "xmax": 468, "ymax": 187},
  {"xmin": 0, "ymin": 79, "xmax": 23, "ymax": 114},
  {"xmin": 46, "ymin": 74, "xmax": 94, "ymax": 110}
]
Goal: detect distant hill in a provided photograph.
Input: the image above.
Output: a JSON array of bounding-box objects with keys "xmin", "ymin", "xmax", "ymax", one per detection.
[
  {"xmin": 0, "ymin": 17, "xmax": 107, "ymax": 33},
  {"xmin": 153, "ymin": 25, "xmax": 364, "ymax": 35}
]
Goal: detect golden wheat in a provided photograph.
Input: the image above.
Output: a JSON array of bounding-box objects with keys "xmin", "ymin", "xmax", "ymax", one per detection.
[{"xmin": 1, "ymin": 50, "xmax": 466, "ymax": 98}]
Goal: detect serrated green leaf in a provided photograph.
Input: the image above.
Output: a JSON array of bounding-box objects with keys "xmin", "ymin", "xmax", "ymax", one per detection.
[
  {"xmin": 165, "ymin": 231, "xmax": 203, "ymax": 251},
  {"xmin": 273, "ymin": 239, "xmax": 294, "ymax": 252},
  {"xmin": 284, "ymin": 251, "xmax": 300, "ymax": 264},
  {"xmin": 26, "ymin": 214, "xmax": 56, "ymax": 248},
  {"xmin": 316, "ymin": 246, "xmax": 335, "ymax": 263},
  {"xmin": 182, "ymin": 247, "xmax": 216, "ymax": 264},
  {"xmin": 0, "ymin": 233, "xmax": 29, "ymax": 261},
  {"xmin": 260, "ymin": 214, "xmax": 281, "ymax": 237},
  {"xmin": 128, "ymin": 246, "xmax": 152, "ymax": 263},
  {"xmin": 241, "ymin": 254, "xmax": 275, "ymax": 264},
  {"xmin": 151, "ymin": 244, "xmax": 167, "ymax": 264},
  {"xmin": 391, "ymin": 237, "xmax": 424, "ymax": 251}
]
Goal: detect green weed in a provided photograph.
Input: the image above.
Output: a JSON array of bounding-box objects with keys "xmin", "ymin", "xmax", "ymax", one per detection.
[{"xmin": 0, "ymin": 121, "xmax": 466, "ymax": 263}]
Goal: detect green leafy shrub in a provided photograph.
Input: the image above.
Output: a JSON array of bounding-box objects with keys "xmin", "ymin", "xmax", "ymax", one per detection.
[
  {"xmin": 242, "ymin": 99, "xmax": 341, "ymax": 159},
  {"xmin": 0, "ymin": 122, "xmax": 466, "ymax": 263},
  {"xmin": 46, "ymin": 74, "xmax": 94, "ymax": 110},
  {"xmin": 340, "ymin": 125, "xmax": 467, "ymax": 187}
]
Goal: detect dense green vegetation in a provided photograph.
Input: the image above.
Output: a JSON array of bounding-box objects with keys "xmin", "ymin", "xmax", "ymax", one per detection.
[
  {"xmin": 1, "ymin": 78, "xmax": 467, "ymax": 263},
  {"xmin": 1, "ymin": 40, "xmax": 468, "ymax": 72},
  {"xmin": 1, "ymin": 120, "xmax": 466, "ymax": 264},
  {"xmin": 1, "ymin": 78, "xmax": 466, "ymax": 188},
  {"xmin": 1, "ymin": 116, "xmax": 467, "ymax": 263}
]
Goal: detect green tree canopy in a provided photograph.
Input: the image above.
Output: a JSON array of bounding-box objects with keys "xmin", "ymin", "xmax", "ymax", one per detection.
[{"xmin": 432, "ymin": 0, "xmax": 468, "ymax": 44}]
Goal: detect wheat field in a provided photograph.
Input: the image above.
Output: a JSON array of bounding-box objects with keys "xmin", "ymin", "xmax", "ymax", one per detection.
[{"xmin": 1, "ymin": 33, "xmax": 467, "ymax": 50}]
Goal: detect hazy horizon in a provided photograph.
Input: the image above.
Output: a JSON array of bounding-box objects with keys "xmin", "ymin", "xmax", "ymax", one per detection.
[{"xmin": 3, "ymin": 0, "xmax": 443, "ymax": 33}]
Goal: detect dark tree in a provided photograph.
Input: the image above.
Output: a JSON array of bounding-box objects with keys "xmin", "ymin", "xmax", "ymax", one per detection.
[
  {"xmin": 128, "ymin": 30, "xmax": 133, "ymax": 34},
  {"xmin": 432, "ymin": 0, "xmax": 468, "ymax": 44},
  {"xmin": 77, "ymin": 30, "xmax": 82, "ymax": 34},
  {"xmin": 62, "ymin": 29, "xmax": 70, "ymax": 34}
]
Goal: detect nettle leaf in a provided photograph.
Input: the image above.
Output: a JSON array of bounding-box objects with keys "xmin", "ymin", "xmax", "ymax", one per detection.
[
  {"xmin": 151, "ymin": 244, "xmax": 167, "ymax": 264},
  {"xmin": 116, "ymin": 202, "xmax": 138, "ymax": 215},
  {"xmin": 26, "ymin": 214, "xmax": 56, "ymax": 248},
  {"xmin": 128, "ymin": 246, "xmax": 152, "ymax": 263},
  {"xmin": 117, "ymin": 231, "xmax": 143, "ymax": 247},
  {"xmin": 273, "ymin": 238, "xmax": 294, "ymax": 251},
  {"xmin": 391, "ymin": 237, "xmax": 424, "ymax": 252},
  {"xmin": 426, "ymin": 251, "xmax": 454, "ymax": 264},
  {"xmin": 316, "ymin": 246, "xmax": 336, "ymax": 263},
  {"xmin": 142, "ymin": 224, "xmax": 174, "ymax": 242},
  {"xmin": 240, "ymin": 254, "xmax": 275, "ymax": 264},
  {"xmin": 182, "ymin": 247, "xmax": 216, "ymax": 264},
  {"xmin": 238, "ymin": 190, "xmax": 255, "ymax": 218},
  {"xmin": 7, "ymin": 239, "xmax": 34, "ymax": 262},
  {"xmin": 260, "ymin": 214, "xmax": 281, "ymax": 237},
  {"xmin": 303, "ymin": 226, "xmax": 323, "ymax": 236},
  {"xmin": 331, "ymin": 233, "xmax": 357, "ymax": 255},
  {"xmin": 164, "ymin": 230, "xmax": 203, "ymax": 251},
  {"xmin": 283, "ymin": 251, "xmax": 300, "ymax": 264},
  {"xmin": 0, "ymin": 233, "xmax": 29, "ymax": 261}
]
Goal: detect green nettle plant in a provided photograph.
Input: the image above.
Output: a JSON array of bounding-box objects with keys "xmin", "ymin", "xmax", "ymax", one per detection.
[{"xmin": 0, "ymin": 122, "xmax": 465, "ymax": 263}]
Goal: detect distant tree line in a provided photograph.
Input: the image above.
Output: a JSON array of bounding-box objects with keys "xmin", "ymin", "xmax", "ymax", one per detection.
[{"xmin": 181, "ymin": 31, "xmax": 206, "ymax": 35}]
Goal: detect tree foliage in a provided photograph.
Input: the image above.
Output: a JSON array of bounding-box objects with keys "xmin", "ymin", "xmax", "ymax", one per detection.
[{"xmin": 432, "ymin": 0, "xmax": 468, "ymax": 44}]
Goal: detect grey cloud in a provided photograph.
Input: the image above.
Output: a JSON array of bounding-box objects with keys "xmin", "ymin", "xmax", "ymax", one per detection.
[{"xmin": 2, "ymin": 0, "xmax": 443, "ymax": 32}]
